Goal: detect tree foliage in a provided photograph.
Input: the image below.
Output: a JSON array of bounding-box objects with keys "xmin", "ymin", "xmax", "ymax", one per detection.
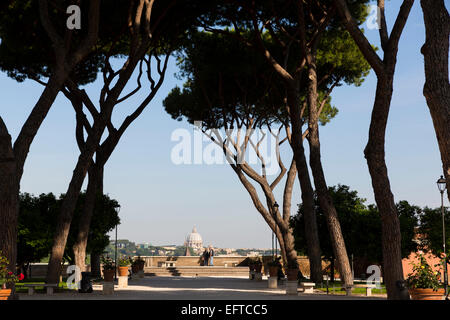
[
  {"xmin": 17, "ymin": 192, "xmax": 120, "ymax": 271},
  {"xmin": 163, "ymin": 30, "xmax": 361, "ymax": 129},
  {"xmin": 17, "ymin": 193, "xmax": 58, "ymax": 270},
  {"xmin": 165, "ymin": 31, "xmax": 290, "ymax": 129},
  {"xmin": 0, "ymin": 0, "xmax": 206, "ymax": 86},
  {"xmin": 418, "ymin": 206, "xmax": 450, "ymax": 258},
  {"xmin": 0, "ymin": 0, "xmax": 114, "ymax": 84},
  {"xmin": 290, "ymin": 185, "xmax": 420, "ymax": 264}
]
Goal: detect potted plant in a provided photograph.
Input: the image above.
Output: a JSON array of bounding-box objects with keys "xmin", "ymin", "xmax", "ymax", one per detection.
[
  {"xmin": 131, "ymin": 261, "xmax": 139, "ymax": 274},
  {"xmin": 286, "ymin": 262, "xmax": 298, "ymax": 281},
  {"xmin": 246, "ymin": 258, "xmax": 255, "ymax": 279},
  {"xmin": 248, "ymin": 259, "xmax": 255, "ymax": 272},
  {"xmin": 0, "ymin": 251, "xmax": 24, "ymax": 300},
  {"xmin": 131, "ymin": 256, "xmax": 145, "ymax": 274},
  {"xmin": 118, "ymin": 257, "xmax": 132, "ymax": 277},
  {"xmin": 268, "ymin": 257, "xmax": 282, "ymax": 277},
  {"xmin": 136, "ymin": 256, "xmax": 145, "ymax": 271},
  {"xmin": 101, "ymin": 255, "xmax": 115, "ymax": 282},
  {"xmin": 253, "ymin": 257, "xmax": 263, "ymax": 273},
  {"xmin": 406, "ymin": 254, "xmax": 445, "ymax": 300}
]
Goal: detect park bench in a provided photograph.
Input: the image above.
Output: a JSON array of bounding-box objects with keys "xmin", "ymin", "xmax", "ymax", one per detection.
[
  {"xmin": 23, "ymin": 283, "xmax": 58, "ymax": 295},
  {"xmin": 299, "ymin": 282, "xmax": 315, "ymax": 294},
  {"xmin": 354, "ymin": 284, "xmax": 376, "ymax": 296}
]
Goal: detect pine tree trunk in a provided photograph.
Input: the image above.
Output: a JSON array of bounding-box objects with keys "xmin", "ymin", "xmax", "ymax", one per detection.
[
  {"xmin": 306, "ymin": 62, "xmax": 353, "ymax": 288},
  {"xmin": 308, "ymin": 128, "xmax": 353, "ymax": 286},
  {"xmin": 275, "ymin": 229, "xmax": 288, "ymax": 267},
  {"xmin": 0, "ymin": 120, "xmax": 19, "ymax": 290},
  {"xmin": 46, "ymin": 35, "xmax": 146, "ymax": 283},
  {"xmin": 296, "ymin": 160, "xmax": 323, "ymax": 283},
  {"xmin": 332, "ymin": 0, "xmax": 414, "ymax": 300},
  {"xmin": 284, "ymin": 157, "xmax": 322, "ymax": 282},
  {"xmin": 420, "ymin": 0, "xmax": 450, "ymax": 200},
  {"xmin": 46, "ymin": 132, "xmax": 103, "ymax": 284},
  {"xmin": 286, "ymin": 88, "xmax": 323, "ymax": 284},
  {"xmin": 46, "ymin": 117, "xmax": 109, "ymax": 283},
  {"xmin": 281, "ymin": 228, "xmax": 299, "ymax": 268},
  {"xmin": 13, "ymin": 67, "xmax": 68, "ymax": 180},
  {"xmin": 364, "ymin": 75, "xmax": 409, "ymax": 300},
  {"xmin": 0, "ymin": 66, "xmax": 68, "ymax": 285},
  {"xmin": 90, "ymin": 253, "xmax": 101, "ymax": 278},
  {"xmin": 73, "ymin": 164, "xmax": 104, "ymax": 272}
]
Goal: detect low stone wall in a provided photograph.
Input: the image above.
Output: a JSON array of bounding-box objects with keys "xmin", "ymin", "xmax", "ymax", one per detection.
[
  {"xmin": 138, "ymin": 256, "xmax": 248, "ymax": 267},
  {"xmin": 138, "ymin": 255, "xmax": 329, "ymax": 277},
  {"xmin": 144, "ymin": 266, "xmax": 249, "ymax": 277},
  {"xmin": 26, "ymin": 256, "xmax": 333, "ymax": 278}
]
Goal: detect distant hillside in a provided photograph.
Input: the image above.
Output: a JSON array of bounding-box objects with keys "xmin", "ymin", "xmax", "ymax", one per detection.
[{"xmin": 103, "ymin": 239, "xmax": 272, "ymax": 258}]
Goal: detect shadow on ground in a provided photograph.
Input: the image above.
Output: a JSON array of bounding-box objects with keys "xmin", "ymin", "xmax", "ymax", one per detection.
[{"xmin": 19, "ymin": 276, "xmax": 387, "ymax": 300}]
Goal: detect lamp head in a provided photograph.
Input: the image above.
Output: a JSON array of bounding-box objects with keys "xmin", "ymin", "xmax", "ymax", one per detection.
[{"xmin": 437, "ymin": 175, "xmax": 447, "ymax": 192}]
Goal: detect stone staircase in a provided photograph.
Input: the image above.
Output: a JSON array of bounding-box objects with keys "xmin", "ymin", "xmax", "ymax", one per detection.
[{"xmin": 144, "ymin": 266, "xmax": 249, "ymax": 277}]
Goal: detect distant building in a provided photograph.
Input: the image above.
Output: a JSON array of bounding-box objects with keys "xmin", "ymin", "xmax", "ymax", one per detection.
[
  {"xmin": 224, "ymin": 248, "xmax": 236, "ymax": 255},
  {"xmin": 137, "ymin": 242, "xmax": 151, "ymax": 249},
  {"xmin": 184, "ymin": 226, "xmax": 203, "ymax": 253}
]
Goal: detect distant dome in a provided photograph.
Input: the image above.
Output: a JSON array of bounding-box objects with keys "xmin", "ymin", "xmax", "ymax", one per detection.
[
  {"xmin": 186, "ymin": 227, "xmax": 202, "ymax": 242},
  {"xmin": 184, "ymin": 226, "xmax": 203, "ymax": 252}
]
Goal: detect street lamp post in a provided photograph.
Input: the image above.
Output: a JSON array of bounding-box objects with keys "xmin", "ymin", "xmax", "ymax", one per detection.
[
  {"xmin": 271, "ymin": 229, "xmax": 274, "ymax": 259},
  {"xmin": 114, "ymin": 206, "xmax": 121, "ymax": 281},
  {"xmin": 437, "ymin": 175, "xmax": 448, "ymax": 297},
  {"xmin": 274, "ymin": 202, "xmax": 279, "ymax": 258}
]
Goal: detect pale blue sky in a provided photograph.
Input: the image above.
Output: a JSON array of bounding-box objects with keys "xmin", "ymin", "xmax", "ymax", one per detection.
[{"xmin": 0, "ymin": 1, "xmax": 447, "ymax": 249}]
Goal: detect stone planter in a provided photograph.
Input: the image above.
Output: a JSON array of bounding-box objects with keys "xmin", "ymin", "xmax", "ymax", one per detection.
[
  {"xmin": 254, "ymin": 264, "xmax": 262, "ymax": 273},
  {"xmin": 409, "ymin": 288, "xmax": 445, "ymax": 300},
  {"xmin": 131, "ymin": 265, "xmax": 139, "ymax": 274},
  {"xmin": 268, "ymin": 266, "xmax": 279, "ymax": 277},
  {"xmin": 138, "ymin": 261, "xmax": 145, "ymax": 271},
  {"xmin": 286, "ymin": 280, "xmax": 298, "ymax": 295},
  {"xmin": 118, "ymin": 276, "xmax": 128, "ymax": 288},
  {"xmin": 268, "ymin": 276, "xmax": 277, "ymax": 289},
  {"xmin": 118, "ymin": 266, "xmax": 129, "ymax": 277},
  {"xmin": 103, "ymin": 269, "xmax": 115, "ymax": 282},
  {"xmin": 103, "ymin": 282, "xmax": 114, "ymax": 295},
  {"xmin": 0, "ymin": 288, "xmax": 12, "ymax": 300}
]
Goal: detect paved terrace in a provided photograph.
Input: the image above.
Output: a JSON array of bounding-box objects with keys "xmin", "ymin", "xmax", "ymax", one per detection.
[{"xmin": 19, "ymin": 276, "xmax": 387, "ymax": 300}]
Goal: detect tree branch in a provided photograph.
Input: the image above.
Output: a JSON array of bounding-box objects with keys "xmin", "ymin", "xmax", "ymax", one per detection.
[
  {"xmin": 333, "ymin": 0, "xmax": 385, "ymax": 76},
  {"xmin": 378, "ymin": 0, "xmax": 389, "ymax": 51},
  {"xmin": 386, "ymin": 0, "xmax": 415, "ymax": 62}
]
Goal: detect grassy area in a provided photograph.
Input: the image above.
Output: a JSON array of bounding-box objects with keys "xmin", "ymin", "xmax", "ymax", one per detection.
[
  {"xmin": 313, "ymin": 281, "xmax": 448, "ymax": 295},
  {"xmin": 313, "ymin": 281, "xmax": 387, "ymax": 295},
  {"xmin": 15, "ymin": 277, "xmax": 75, "ymax": 294}
]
